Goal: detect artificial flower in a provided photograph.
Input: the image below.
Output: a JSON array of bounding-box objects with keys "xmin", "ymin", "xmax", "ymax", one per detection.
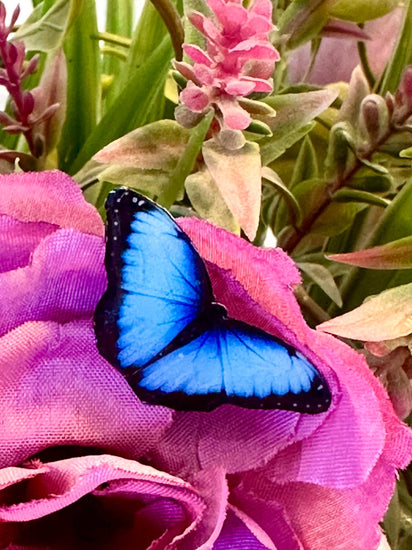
[{"xmin": 0, "ymin": 171, "xmax": 411, "ymax": 549}]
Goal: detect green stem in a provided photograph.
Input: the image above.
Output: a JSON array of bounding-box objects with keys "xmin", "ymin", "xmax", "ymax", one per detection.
[
  {"xmin": 91, "ymin": 31, "xmax": 132, "ymax": 48},
  {"xmin": 150, "ymin": 0, "xmax": 184, "ymax": 60},
  {"xmin": 357, "ymin": 39, "xmax": 375, "ymax": 89},
  {"xmin": 294, "ymin": 285, "xmax": 330, "ymax": 325},
  {"xmin": 279, "ymin": 107, "xmax": 412, "ymax": 254}
]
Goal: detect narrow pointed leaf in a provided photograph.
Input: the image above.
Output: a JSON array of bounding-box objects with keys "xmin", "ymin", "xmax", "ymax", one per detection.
[
  {"xmin": 332, "ymin": 189, "xmax": 390, "ymax": 208},
  {"xmin": 329, "ymin": 236, "xmax": 412, "ymax": 270},
  {"xmin": 338, "ymin": 175, "xmax": 412, "ymax": 312},
  {"xmin": 261, "ymin": 166, "xmax": 302, "ymax": 226},
  {"xmin": 298, "ymin": 262, "xmax": 343, "ymax": 307},
  {"xmin": 289, "ymin": 135, "xmax": 318, "ymax": 187},
  {"xmin": 259, "ymin": 90, "xmax": 338, "ymax": 165},
  {"xmin": 160, "ymin": 111, "xmax": 213, "ymax": 207},
  {"xmin": 58, "ymin": 0, "xmax": 100, "ymax": 172},
  {"xmin": 69, "ymin": 35, "xmax": 173, "ymax": 174},
  {"xmin": 102, "ymin": 0, "xmax": 134, "ymax": 109}
]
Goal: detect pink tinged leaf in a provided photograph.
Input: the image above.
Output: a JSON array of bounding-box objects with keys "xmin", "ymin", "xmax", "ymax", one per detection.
[
  {"xmin": 318, "ymin": 282, "xmax": 412, "ymax": 342},
  {"xmin": 174, "ymin": 60, "xmax": 197, "ymax": 83},
  {"xmin": 9, "ymin": 4, "xmax": 21, "ymax": 31},
  {"xmin": 21, "ymin": 53, "xmax": 39, "ymax": 80},
  {"xmin": 181, "ymin": 83, "xmax": 210, "ymax": 112},
  {"xmin": 240, "ymin": 75, "xmax": 273, "ymax": 93},
  {"xmin": 183, "ymin": 44, "xmax": 214, "ymax": 66},
  {"xmin": 328, "ymin": 237, "xmax": 412, "ymax": 270},
  {"xmin": 217, "ymin": 95, "xmax": 251, "ymax": 129},
  {"xmin": 2, "ymin": 124, "xmax": 28, "ymax": 133},
  {"xmin": 0, "ymin": 110, "xmax": 16, "ymax": 126},
  {"xmin": 202, "ymin": 139, "xmax": 261, "ymax": 239}
]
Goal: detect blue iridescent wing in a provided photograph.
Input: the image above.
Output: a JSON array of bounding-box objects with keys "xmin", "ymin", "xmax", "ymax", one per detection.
[
  {"xmin": 124, "ymin": 319, "xmax": 331, "ymax": 413},
  {"xmin": 95, "ymin": 188, "xmax": 331, "ymax": 413},
  {"xmin": 94, "ymin": 188, "xmax": 212, "ymax": 368}
]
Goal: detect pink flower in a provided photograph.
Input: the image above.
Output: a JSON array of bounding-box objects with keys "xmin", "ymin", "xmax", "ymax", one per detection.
[
  {"xmin": 175, "ymin": 0, "xmax": 279, "ymax": 131},
  {"xmin": 0, "ymin": 171, "xmax": 411, "ymax": 549}
]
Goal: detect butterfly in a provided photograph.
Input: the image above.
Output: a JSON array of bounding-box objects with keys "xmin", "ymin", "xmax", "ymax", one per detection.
[{"xmin": 94, "ymin": 187, "xmax": 331, "ymax": 413}]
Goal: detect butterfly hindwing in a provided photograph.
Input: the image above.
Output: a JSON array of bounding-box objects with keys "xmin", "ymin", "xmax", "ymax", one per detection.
[
  {"xmin": 125, "ymin": 318, "xmax": 330, "ymax": 413},
  {"xmin": 95, "ymin": 188, "xmax": 331, "ymax": 413}
]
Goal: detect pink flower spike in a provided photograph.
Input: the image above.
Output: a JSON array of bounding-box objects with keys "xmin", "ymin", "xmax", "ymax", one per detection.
[{"xmin": 176, "ymin": 0, "xmax": 279, "ymax": 139}]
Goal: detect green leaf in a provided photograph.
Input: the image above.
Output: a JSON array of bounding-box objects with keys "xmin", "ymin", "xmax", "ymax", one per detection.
[
  {"xmin": 311, "ymin": 201, "xmax": 367, "ymax": 237},
  {"xmin": 332, "ymin": 188, "xmax": 390, "ymax": 208},
  {"xmin": 261, "ymin": 166, "xmax": 302, "ymax": 227},
  {"xmin": 13, "ymin": 0, "xmax": 83, "ymax": 52},
  {"xmin": 348, "ymin": 169, "xmax": 393, "ymax": 192},
  {"xmin": 298, "ymin": 262, "xmax": 343, "ymax": 307},
  {"xmin": 328, "ymin": 236, "xmax": 412, "ymax": 270},
  {"xmin": 102, "ymin": 0, "xmax": 134, "ymax": 109},
  {"xmin": 68, "ymin": 35, "xmax": 173, "ymax": 175},
  {"xmin": 202, "ymin": 139, "xmax": 262, "ymax": 240},
  {"xmin": 259, "ymin": 89, "xmax": 338, "ymax": 166},
  {"xmin": 159, "ymin": 111, "xmax": 213, "ymax": 207},
  {"xmin": 185, "ymin": 169, "xmax": 239, "ymax": 233},
  {"xmin": 58, "ymin": 0, "xmax": 100, "ymax": 173},
  {"xmin": 92, "ymin": 119, "xmax": 192, "ymax": 198},
  {"xmin": 289, "ymin": 135, "xmax": 318, "ymax": 187},
  {"xmin": 400, "ymin": 146, "xmax": 412, "ymax": 159},
  {"xmin": 338, "ymin": 175, "xmax": 412, "ymax": 312},
  {"xmin": 278, "ymin": 0, "xmax": 330, "ymax": 49}
]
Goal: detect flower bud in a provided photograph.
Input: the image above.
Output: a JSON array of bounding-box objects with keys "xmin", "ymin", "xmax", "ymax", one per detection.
[
  {"xmin": 392, "ymin": 66, "xmax": 412, "ymax": 125},
  {"xmin": 359, "ymin": 94, "xmax": 390, "ymax": 145}
]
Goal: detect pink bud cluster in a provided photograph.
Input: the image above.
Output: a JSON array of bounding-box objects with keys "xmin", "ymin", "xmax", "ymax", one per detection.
[
  {"xmin": 0, "ymin": 2, "xmax": 59, "ymax": 157},
  {"xmin": 175, "ymin": 0, "xmax": 279, "ymax": 132}
]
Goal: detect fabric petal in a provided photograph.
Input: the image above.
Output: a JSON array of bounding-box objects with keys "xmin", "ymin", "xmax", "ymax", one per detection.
[
  {"xmin": 0, "ymin": 229, "xmax": 106, "ymax": 336},
  {"xmin": 0, "ymin": 320, "xmax": 173, "ymax": 468},
  {"xmin": 0, "ymin": 170, "xmax": 103, "ymax": 237},
  {"xmin": 0, "ymin": 454, "xmax": 205, "ymax": 550}
]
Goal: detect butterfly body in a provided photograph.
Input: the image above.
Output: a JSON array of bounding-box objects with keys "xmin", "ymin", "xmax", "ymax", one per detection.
[{"xmin": 95, "ymin": 188, "xmax": 331, "ymax": 413}]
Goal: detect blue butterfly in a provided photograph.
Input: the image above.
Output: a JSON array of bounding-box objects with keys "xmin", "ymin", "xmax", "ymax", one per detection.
[{"xmin": 94, "ymin": 188, "xmax": 331, "ymax": 413}]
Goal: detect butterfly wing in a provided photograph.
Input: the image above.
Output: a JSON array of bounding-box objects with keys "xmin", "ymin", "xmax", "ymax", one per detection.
[
  {"xmin": 124, "ymin": 319, "xmax": 331, "ymax": 413},
  {"xmin": 95, "ymin": 187, "xmax": 331, "ymax": 414},
  {"xmin": 94, "ymin": 188, "xmax": 213, "ymax": 368}
]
